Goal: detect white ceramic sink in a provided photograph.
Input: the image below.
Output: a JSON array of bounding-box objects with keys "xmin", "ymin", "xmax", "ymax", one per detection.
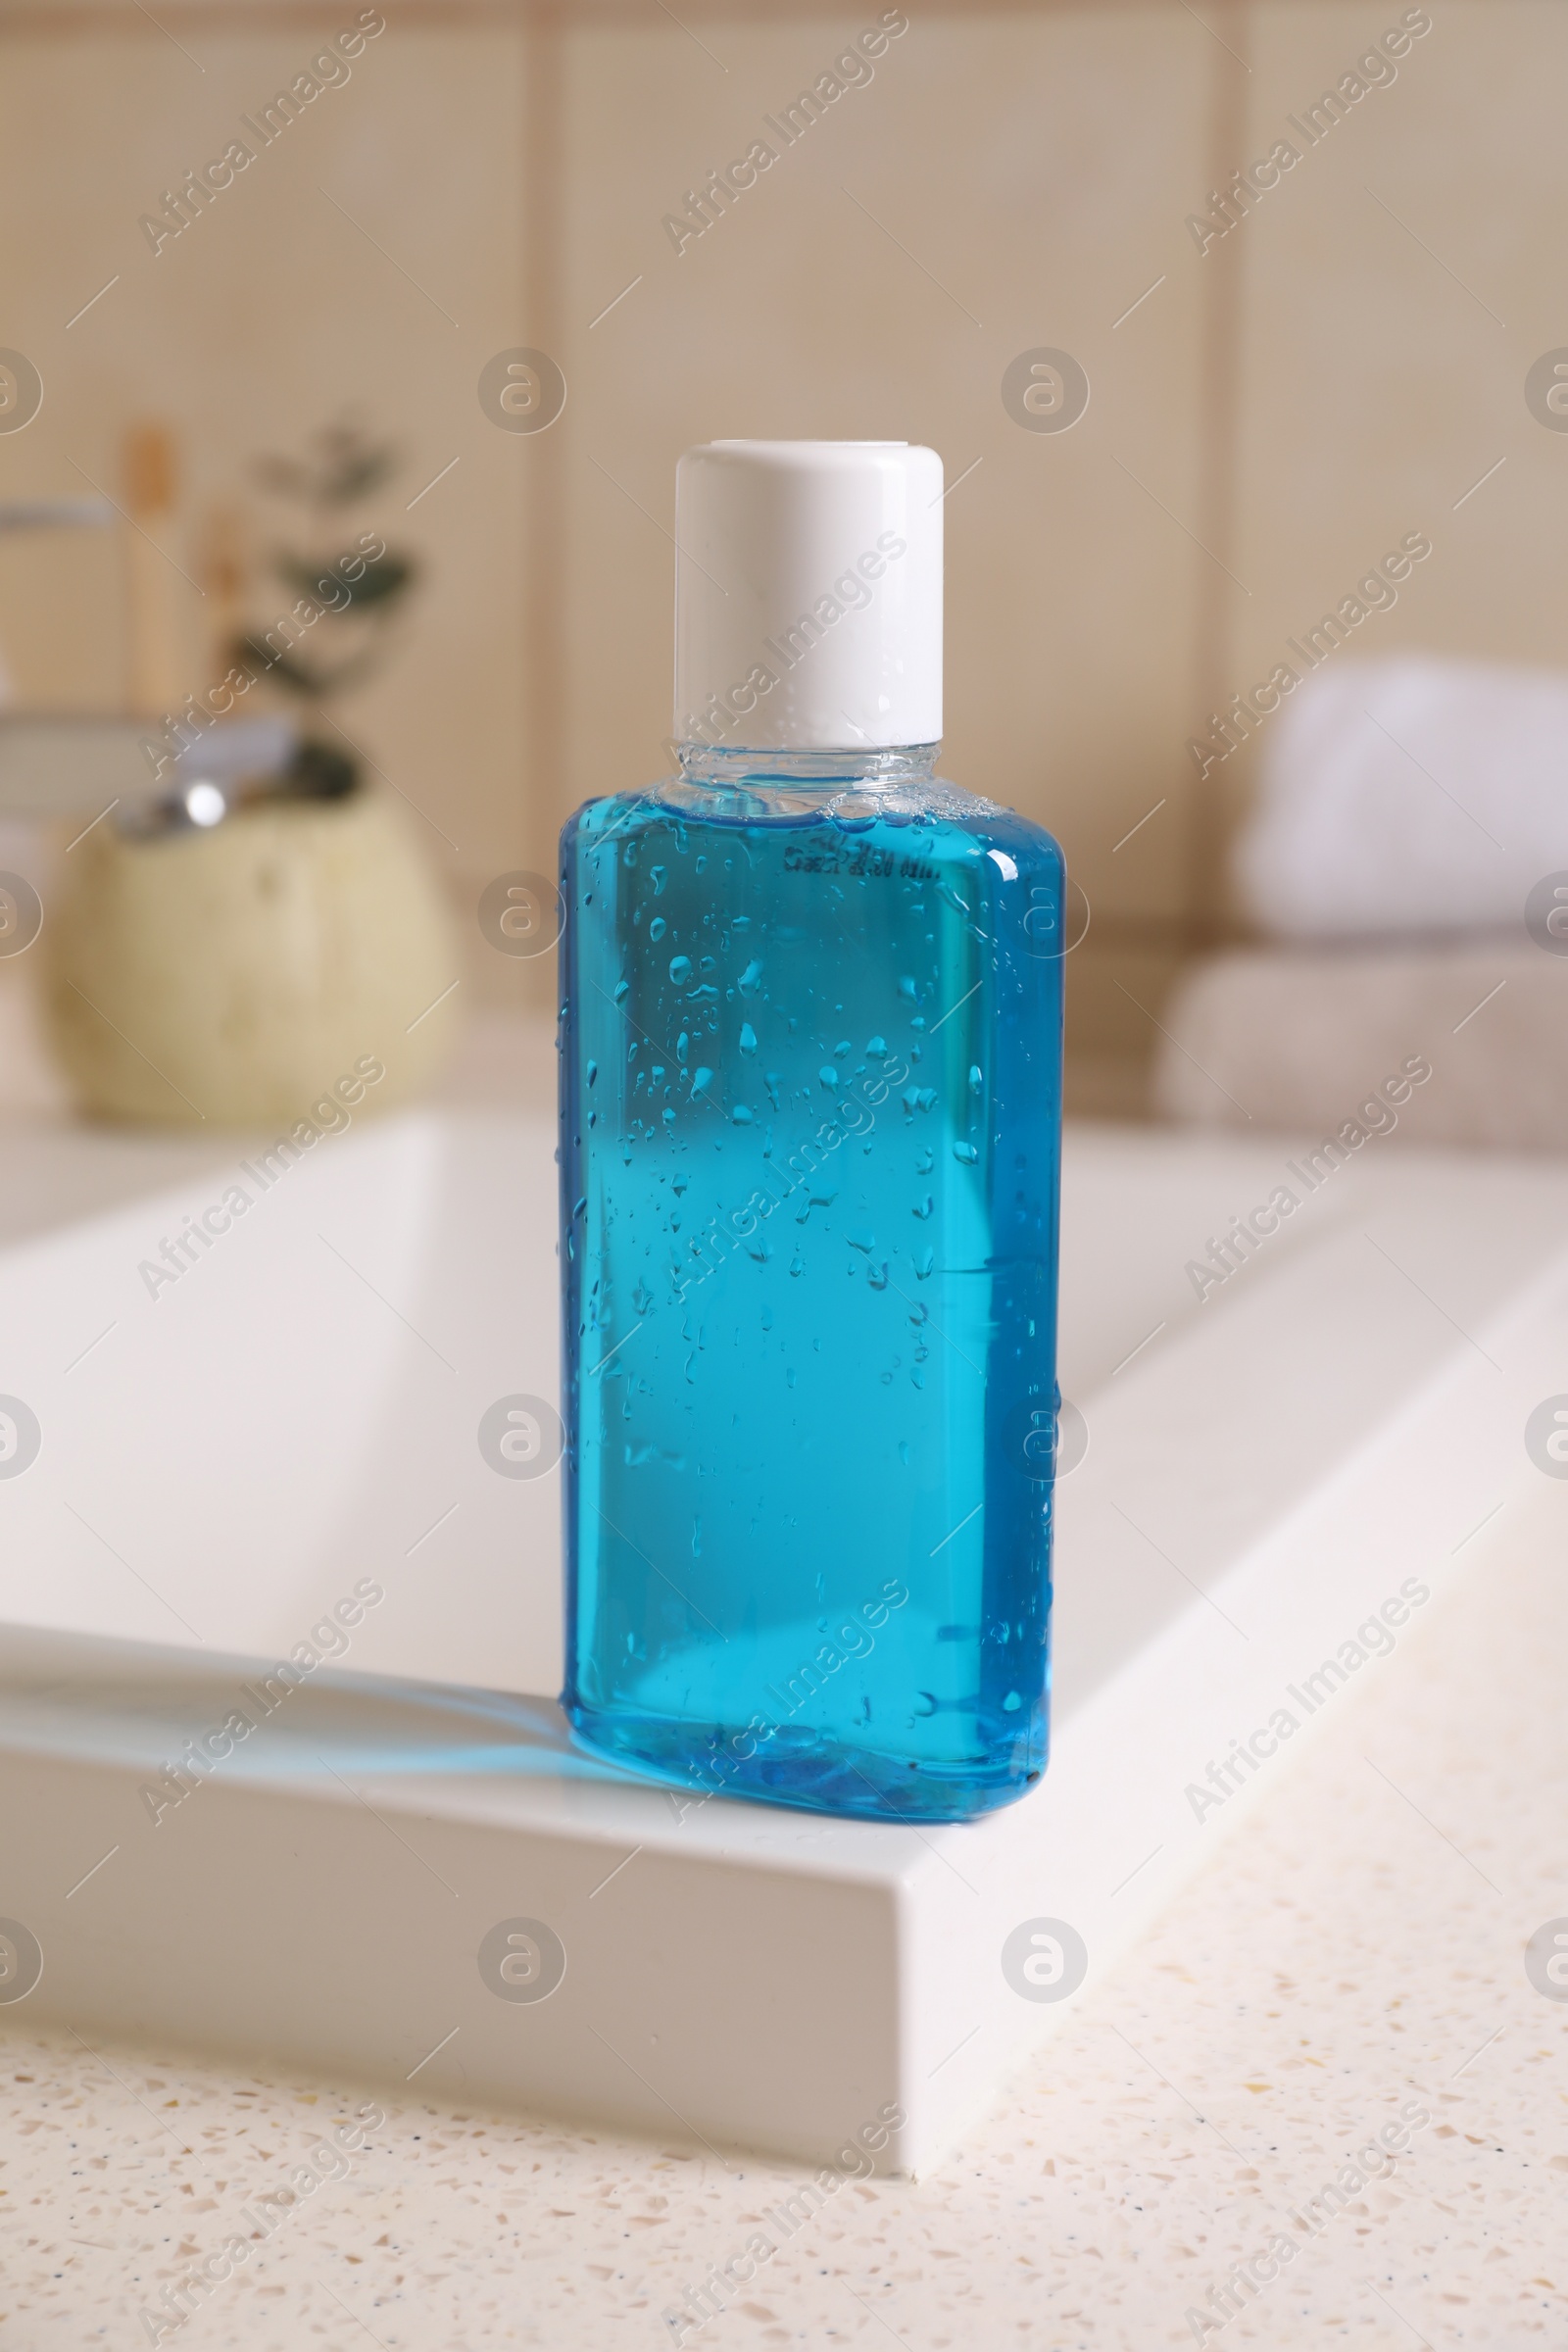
[
  {"xmin": 0, "ymin": 1085, "xmax": 1320, "ymax": 1685},
  {"xmin": 0, "ymin": 1105, "xmax": 563, "ymax": 1690},
  {"xmin": 1, "ymin": 1044, "xmax": 1565, "ymax": 2170}
]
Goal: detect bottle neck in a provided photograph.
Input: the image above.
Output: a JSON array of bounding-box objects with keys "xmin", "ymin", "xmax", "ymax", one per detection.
[{"xmin": 676, "ymin": 741, "xmax": 939, "ymax": 791}]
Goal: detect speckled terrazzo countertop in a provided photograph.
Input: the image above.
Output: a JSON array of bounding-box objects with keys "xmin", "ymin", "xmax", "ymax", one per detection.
[{"xmin": 2, "ymin": 1476, "xmax": 1563, "ymax": 2351}]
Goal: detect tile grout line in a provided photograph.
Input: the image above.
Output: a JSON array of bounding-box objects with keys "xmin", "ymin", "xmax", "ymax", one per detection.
[
  {"xmin": 523, "ymin": 5, "xmax": 567, "ymax": 946},
  {"xmin": 1187, "ymin": 0, "xmax": 1251, "ymax": 956}
]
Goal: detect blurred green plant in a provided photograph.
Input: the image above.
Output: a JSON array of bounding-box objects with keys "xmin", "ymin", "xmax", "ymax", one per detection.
[{"xmin": 228, "ymin": 421, "xmax": 417, "ymax": 790}]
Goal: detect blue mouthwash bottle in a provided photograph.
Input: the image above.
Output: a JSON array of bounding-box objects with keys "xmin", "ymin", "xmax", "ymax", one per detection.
[{"xmin": 560, "ymin": 440, "xmax": 1064, "ymax": 1822}]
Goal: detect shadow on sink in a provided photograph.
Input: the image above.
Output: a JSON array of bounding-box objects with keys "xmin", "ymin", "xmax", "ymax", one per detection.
[{"xmin": 0, "ymin": 1620, "xmax": 646, "ymax": 1788}]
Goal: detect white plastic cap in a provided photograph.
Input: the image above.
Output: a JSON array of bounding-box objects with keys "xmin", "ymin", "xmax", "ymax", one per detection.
[{"xmin": 674, "ymin": 440, "xmax": 942, "ymax": 752}]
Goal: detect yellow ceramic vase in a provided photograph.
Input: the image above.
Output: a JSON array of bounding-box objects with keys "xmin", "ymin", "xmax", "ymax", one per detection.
[{"xmin": 45, "ymin": 787, "xmax": 459, "ymax": 1128}]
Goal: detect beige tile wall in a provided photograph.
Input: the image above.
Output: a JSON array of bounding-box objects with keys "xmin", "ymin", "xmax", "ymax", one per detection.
[
  {"xmin": 1220, "ymin": 0, "xmax": 1568, "ymax": 891},
  {"xmin": 0, "ymin": 1, "xmax": 1553, "ymax": 1092},
  {"xmin": 0, "ymin": 20, "xmax": 531, "ymax": 933}
]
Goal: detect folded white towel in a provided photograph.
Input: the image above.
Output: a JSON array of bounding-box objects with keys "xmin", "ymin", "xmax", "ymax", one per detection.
[
  {"xmin": 1236, "ymin": 656, "xmax": 1568, "ymax": 938},
  {"xmin": 1153, "ymin": 941, "xmax": 1568, "ymax": 1151}
]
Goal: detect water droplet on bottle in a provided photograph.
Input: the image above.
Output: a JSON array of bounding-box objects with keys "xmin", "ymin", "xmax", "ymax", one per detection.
[
  {"xmin": 968, "ymin": 1064, "xmax": 983, "ymax": 1094},
  {"xmin": 669, "ymin": 955, "xmax": 692, "ymax": 985},
  {"xmin": 691, "ymin": 1066, "xmax": 713, "ymax": 1095},
  {"xmin": 818, "ymin": 1067, "xmax": 839, "ymax": 1091},
  {"xmin": 954, "ymin": 1141, "xmax": 979, "ymax": 1164},
  {"xmin": 867, "ymin": 1035, "xmax": 888, "ymax": 1056},
  {"xmin": 739, "ymin": 958, "xmax": 763, "ymax": 995},
  {"xmin": 586, "ymin": 1060, "xmax": 598, "ymax": 1087},
  {"xmin": 739, "ymin": 1023, "xmax": 758, "ymax": 1055},
  {"xmin": 649, "ymin": 916, "xmax": 667, "ymax": 942}
]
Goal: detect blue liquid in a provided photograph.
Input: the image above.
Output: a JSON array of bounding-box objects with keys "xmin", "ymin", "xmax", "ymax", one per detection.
[{"xmin": 560, "ymin": 752, "xmax": 1064, "ymax": 1822}]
